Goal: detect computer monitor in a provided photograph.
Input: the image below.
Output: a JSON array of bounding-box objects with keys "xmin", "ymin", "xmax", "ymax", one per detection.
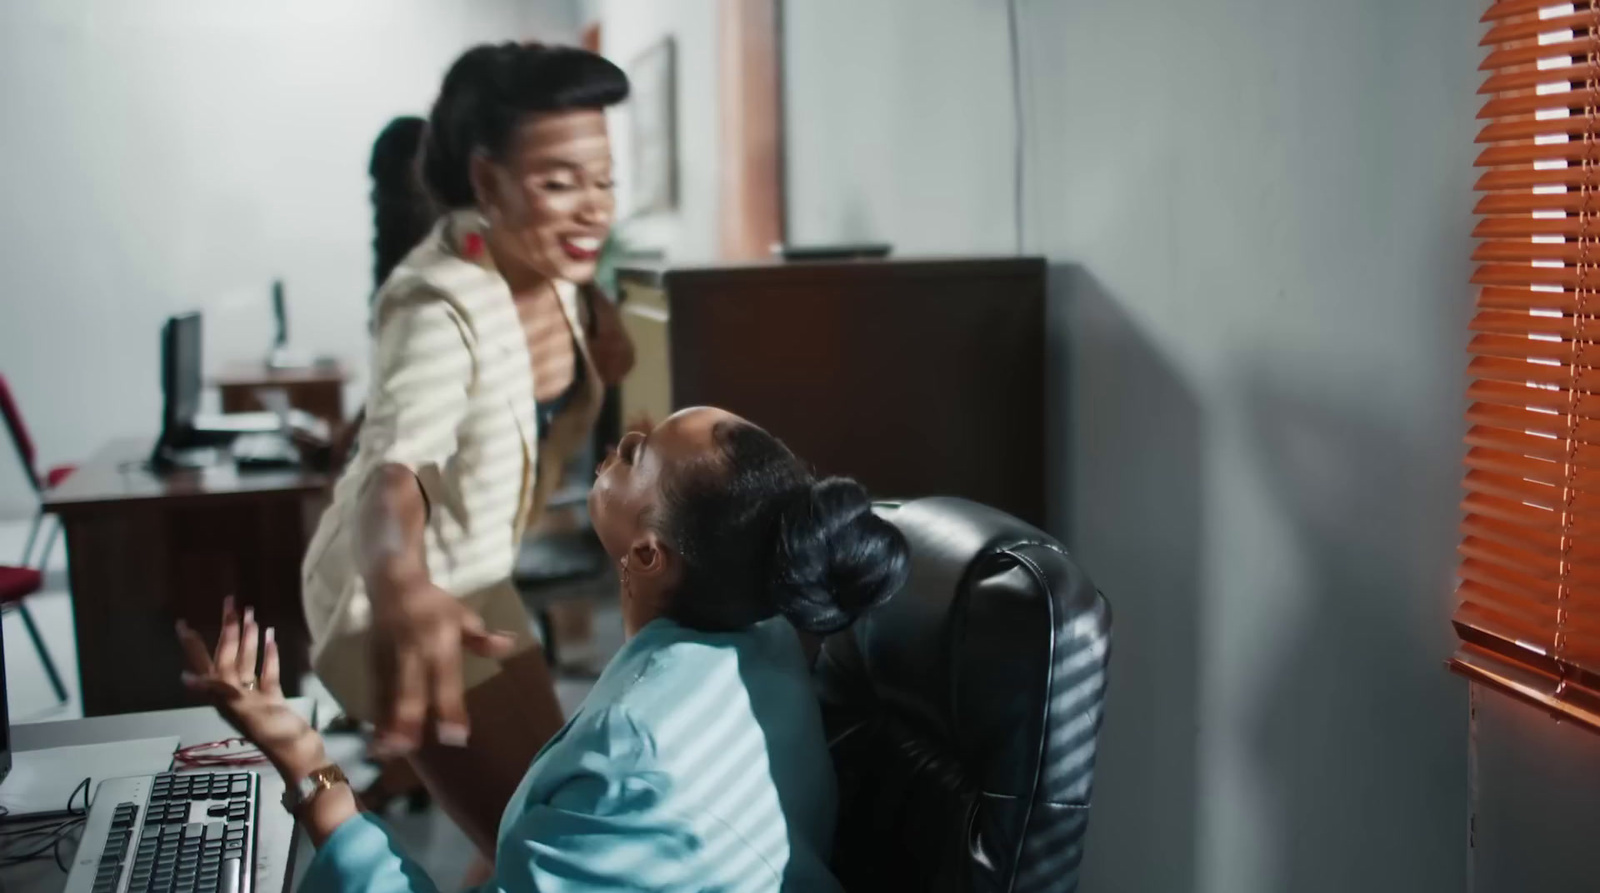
[
  {"xmin": 161, "ymin": 312, "xmax": 203, "ymax": 437},
  {"xmin": 270, "ymin": 280, "xmax": 287, "ymax": 351},
  {"xmin": 150, "ymin": 312, "xmax": 204, "ymax": 468}
]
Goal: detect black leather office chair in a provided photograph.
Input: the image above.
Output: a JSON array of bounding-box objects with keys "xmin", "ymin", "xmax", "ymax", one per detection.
[{"xmin": 815, "ymin": 498, "xmax": 1111, "ymax": 893}]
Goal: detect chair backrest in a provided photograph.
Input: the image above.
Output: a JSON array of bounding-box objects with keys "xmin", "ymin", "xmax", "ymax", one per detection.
[
  {"xmin": 0, "ymin": 374, "xmax": 40, "ymax": 493},
  {"xmin": 815, "ymin": 497, "xmax": 1111, "ymax": 893}
]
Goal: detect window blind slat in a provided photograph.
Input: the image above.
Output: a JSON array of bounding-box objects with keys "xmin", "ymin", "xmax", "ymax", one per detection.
[
  {"xmin": 1465, "ymin": 426, "xmax": 1569, "ymax": 465},
  {"xmin": 1462, "ymin": 407, "xmax": 1600, "ymax": 450},
  {"xmin": 1483, "ymin": 9, "xmax": 1599, "ymax": 45},
  {"xmin": 1482, "ymin": 37, "xmax": 1594, "ymax": 72},
  {"xmin": 1459, "ymin": 608, "xmax": 1600, "ymax": 676},
  {"xmin": 1462, "ymin": 535, "xmax": 1561, "ymax": 581},
  {"xmin": 1481, "ymin": 64, "xmax": 1594, "ymax": 95},
  {"xmin": 1482, "ymin": 0, "xmax": 1581, "ymax": 25},
  {"xmin": 1463, "ymin": 513, "xmax": 1600, "ymax": 568},
  {"xmin": 1472, "ymin": 262, "xmax": 1600, "ymax": 290},
  {"xmin": 1479, "ymin": 88, "xmax": 1600, "ymax": 121},
  {"xmin": 1460, "ymin": 561, "xmax": 1600, "ymax": 620},
  {"xmin": 1473, "ymin": 217, "xmax": 1600, "ymax": 239},
  {"xmin": 1465, "ymin": 381, "xmax": 1582, "ymax": 415},
  {"xmin": 1462, "ymin": 490, "xmax": 1569, "ymax": 531},
  {"xmin": 1474, "ymin": 167, "xmax": 1600, "ymax": 192},
  {"xmin": 1475, "ymin": 284, "xmax": 1583, "ymax": 311},
  {"xmin": 1476, "ymin": 194, "xmax": 1600, "ymax": 217},
  {"xmin": 1463, "ymin": 446, "xmax": 1600, "ymax": 494},
  {"xmin": 1463, "ymin": 471, "xmax": 1600, "ymax": 523},
  {"xmin": 1467, "ymin": 332, "xmax": 1600, "ymax": 364},
  {"xmin": 1476, "ymin": 141, "xmax": 1600, "ymax": 169},
  {"xmin": 1467, "ymin": 356, "xmax": 1600, "ymax": 392},
  {"xmin": 1468, "ymin": 309, "xmax": 1577, "ymax": 338},
  {"xmin": 1455, "ymin": 601, "xmax": 1557, "ymax": 656},
  {"xmin": 1473, "ymin": 239, "xmax": 1600, "ymax": 264}
]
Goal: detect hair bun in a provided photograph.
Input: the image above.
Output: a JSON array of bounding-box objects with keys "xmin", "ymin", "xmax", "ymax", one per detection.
[{"xmin": 771, "ymin": 478, "xmax": 910, "ymax": 635}]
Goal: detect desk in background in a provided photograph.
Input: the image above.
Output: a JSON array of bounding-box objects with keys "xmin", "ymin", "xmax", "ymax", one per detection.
[
  {"xmin": 0, "ymin": 700, "xmax": 315, "ymax": 893},
  {"xmin": 43, "ymin": 440, "xmax": 326, "ymax": 716},
  {"xmin": 214, "ymin": 364, "xmax": 349, "ymax": 436}
]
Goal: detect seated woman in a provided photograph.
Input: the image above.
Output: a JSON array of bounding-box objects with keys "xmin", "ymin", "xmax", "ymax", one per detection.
[{"xmin": 177, "ymin": 407, "xmax": 909, "ymax": 892}]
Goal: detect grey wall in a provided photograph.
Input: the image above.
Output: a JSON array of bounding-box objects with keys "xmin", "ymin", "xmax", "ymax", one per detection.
[
  {"xmin": 583, "ymin": 0, "xmax": 722, "ymax": 263},
  {"xmin": 784, "ymin": 0, "xmax": 1016, "ymax": 254},
  {"xmin": 0, "ymin": 0, "xmax": 578, "ymax": 518},
  {"xmin": 787, "ymin": 1, "xmax": 1479, "ymax": 890},
  {"xmin": 1470, "ymin": 686, "xmax": 1600, "ymax": 889}
]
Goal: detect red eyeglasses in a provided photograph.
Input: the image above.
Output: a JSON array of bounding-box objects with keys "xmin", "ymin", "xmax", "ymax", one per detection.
[{"xmin": 173, "ymin": 738, "xmax": 266, "ymax": 768}]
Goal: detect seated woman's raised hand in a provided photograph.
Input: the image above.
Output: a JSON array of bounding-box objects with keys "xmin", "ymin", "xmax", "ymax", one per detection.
[{"xmin": 177, "ymin": 598, "xmax": 328, "ymax": 782}]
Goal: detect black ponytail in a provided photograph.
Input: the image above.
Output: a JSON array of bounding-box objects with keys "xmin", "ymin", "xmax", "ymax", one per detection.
[
  {"xmin": 657, "ymin": 422, "xmax": 909, "ymax": 635},
  {"xmin": 368, "ymin": 116, "xmax": 434, "ymax": 293}
]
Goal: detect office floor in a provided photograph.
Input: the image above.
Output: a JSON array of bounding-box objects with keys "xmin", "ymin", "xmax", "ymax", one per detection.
[{"xmin": 0, "ymin": 516, "xmax": 624, "ymax": 887}]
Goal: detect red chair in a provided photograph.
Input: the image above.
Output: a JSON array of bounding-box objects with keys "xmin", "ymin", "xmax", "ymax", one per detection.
[{"xmin": 0, "ymin": 373, "xmax": 73, "ymax": 704}]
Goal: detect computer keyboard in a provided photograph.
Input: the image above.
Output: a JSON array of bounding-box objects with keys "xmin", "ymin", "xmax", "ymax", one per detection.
[{"xmin": 65, "ymin": 772, "xmax": 258, "ymax": 893}]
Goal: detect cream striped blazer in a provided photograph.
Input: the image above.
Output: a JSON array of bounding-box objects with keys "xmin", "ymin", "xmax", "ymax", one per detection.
[{"xmin": 301, "ymin": 210, "xmax": 601, "ymax": 720}]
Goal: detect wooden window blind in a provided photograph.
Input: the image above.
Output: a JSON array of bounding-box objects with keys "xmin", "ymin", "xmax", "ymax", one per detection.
[{"xmin": 1451, "ymin": 0, "xmax": 1600, "ymax": 730}]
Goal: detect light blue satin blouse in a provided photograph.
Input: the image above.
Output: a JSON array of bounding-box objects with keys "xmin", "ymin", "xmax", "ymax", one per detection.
[{"xmin": 303, "ymin": 617, "xmax": 843, "ymax": 892}]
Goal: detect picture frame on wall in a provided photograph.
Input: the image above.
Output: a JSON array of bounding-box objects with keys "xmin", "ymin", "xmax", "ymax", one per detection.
[{"xmin": 629, "ymin": 37, "xmax": 677, "ymax": 216}]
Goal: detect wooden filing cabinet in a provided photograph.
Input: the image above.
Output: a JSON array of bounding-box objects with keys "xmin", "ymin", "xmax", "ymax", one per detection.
[{"xmin": 616, "ymin": 257, "xmax": 1047, "ymax": 525}]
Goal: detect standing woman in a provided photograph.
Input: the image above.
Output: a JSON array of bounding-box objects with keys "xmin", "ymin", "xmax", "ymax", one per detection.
[{"xmin": 300, "ymin": 42, "xmax": 634, "ymax": 860}]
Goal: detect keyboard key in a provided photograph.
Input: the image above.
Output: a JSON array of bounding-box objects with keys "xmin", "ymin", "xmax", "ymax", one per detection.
[{"xmin": 219, "ymin": 858, "xmax": 241, "ymax": 893}]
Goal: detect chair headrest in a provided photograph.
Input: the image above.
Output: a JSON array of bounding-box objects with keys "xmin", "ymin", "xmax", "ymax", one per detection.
[{"xmin": 817, "ymin": 496, "xmax": 1111, "ymax": 891}]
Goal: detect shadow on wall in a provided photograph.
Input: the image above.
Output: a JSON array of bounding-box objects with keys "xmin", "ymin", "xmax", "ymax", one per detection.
[
  {"xmin": 1051, "ymin": 265, "xmax": 1202, "ymax": 893},
  {"xmin": 1242, "ymin": 372, "xmax": 1465, "ymax": 893}
]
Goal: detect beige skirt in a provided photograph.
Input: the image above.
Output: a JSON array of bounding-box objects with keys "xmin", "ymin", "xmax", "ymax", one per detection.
[{"xmin": 307, "ymin": 577, "xmax": 537, "ymax": 724}]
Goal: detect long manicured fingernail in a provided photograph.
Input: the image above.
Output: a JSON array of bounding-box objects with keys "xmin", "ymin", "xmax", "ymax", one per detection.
[
  {"xmin": 175, "ymin": 619, "xmax": 188, "ymax": 634},
  {"xmin": 370, "ymin": 733, "xmax": 414, "ymax": 758},
  {"xmin": 436, "ymin": 723, "xmax": 470, "ymax": 747},
  {"xmin": 243, "ymin": 607, "xmax": 255, "ymax": 626},
  {"xmin": 264, "ymin": 627, "xmax": 276, "ymax": 646}
]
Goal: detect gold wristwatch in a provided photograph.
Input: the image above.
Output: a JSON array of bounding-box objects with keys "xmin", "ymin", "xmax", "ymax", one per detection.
[{"xmin": 282, "ymin": 764, "xmax": 349, "ymax": 814}]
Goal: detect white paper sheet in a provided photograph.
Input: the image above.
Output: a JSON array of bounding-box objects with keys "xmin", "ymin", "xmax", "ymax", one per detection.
[{"xmin": 0, "ymin": 736, "xmax": 180, "ymax": 817}]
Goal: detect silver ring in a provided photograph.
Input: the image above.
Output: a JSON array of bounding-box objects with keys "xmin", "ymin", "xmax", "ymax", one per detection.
[{"xmin": 241, "ymin": 679, "xmax": 258, "ymax": 691}]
